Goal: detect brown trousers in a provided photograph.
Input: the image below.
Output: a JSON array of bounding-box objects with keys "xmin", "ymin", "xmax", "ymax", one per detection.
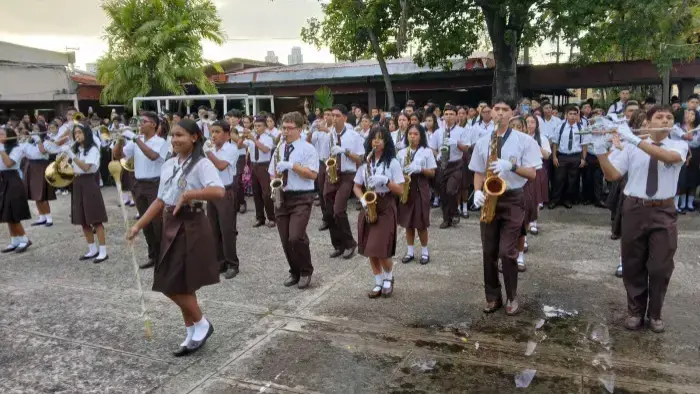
[
  {"xmin": 132, "ymin": 179, "xmax": 161, "ymax": 261},
  {"xmin": 439, "ymin": 160, "xmax": 463, "ymax": 222},
  {"xmin": 275, "ymin": 193, "xmax": 314, "ymax": 277},
  {"xmin": 324, "ymin": 173, "xmax": 357, "ymax": 251},
  {"xmin": 621, "ymin": 198, "xmax": 677, "ymax": 320},
  {"xmin": 207, "ymin": 184, "xmax": 239, "ymax": 270},
  {"xmin": 251, "ymin": 162, "xmax": 275, "ymax": 222},
  {"xmin": 234, "ymin": 155, "xmax": 246, "ymax": 211},
  {"xmin": 316, "ymin": 160, "xmax": 328, "ymax": 217},
  {"xmin": 480, "ymin": 190, "xmax": 525, "ymax": 302}
]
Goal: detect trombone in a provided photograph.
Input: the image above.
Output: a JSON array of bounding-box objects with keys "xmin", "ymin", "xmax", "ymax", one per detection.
[{"xmin": 4, "ymin": 131, "xmax": 50, "ymax": 142}]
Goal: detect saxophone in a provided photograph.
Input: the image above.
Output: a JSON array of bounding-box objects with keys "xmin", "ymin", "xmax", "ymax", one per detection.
[
  {"xmin": 400, "ymin": 147, "xmax": 412, "ymax": 204},
  {"xmin": 362, "ymin": 148, "xmax": 378, "ymax": 224},
  {"xmin": 439, "ymin": 126, "xmax": 451, "ymax": 169},
  {"xmin": 479, "ymin": 127, "xmax": 507, "ymax": 224},
  {"xmin": 326, "ymin": 128, "xmax": 339, "ymax": 184},
  {"xmin": 269, "ymin": 138, "xmax": 285, "ymax": 210}
]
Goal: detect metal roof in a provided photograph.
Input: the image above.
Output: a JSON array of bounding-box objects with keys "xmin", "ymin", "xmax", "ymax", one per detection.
[{"xmin": 226, "ymin": 53, "xmax": 493, "ymax": 84}]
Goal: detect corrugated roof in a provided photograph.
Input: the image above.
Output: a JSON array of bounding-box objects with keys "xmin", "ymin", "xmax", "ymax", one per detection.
[{"xmin": 226, "ymin": 53, "xmax": 493, "ymax": 84}]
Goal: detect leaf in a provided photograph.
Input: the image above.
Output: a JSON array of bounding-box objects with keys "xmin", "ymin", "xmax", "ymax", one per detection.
[{"xmin": 314, "ymin": 86, "xmax": 334, "ymax": 110}]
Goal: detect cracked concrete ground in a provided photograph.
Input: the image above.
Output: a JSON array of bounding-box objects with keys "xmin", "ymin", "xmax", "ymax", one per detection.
[{"xmin": 1, "ymin": 188, "xmax": 700, "ymax": 393}]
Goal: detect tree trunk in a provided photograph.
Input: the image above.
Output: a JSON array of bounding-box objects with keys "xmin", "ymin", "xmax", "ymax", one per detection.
[
  {"xmin": 367, "ymin": 28, "xmax": 396, "ymax": 108},
  {"xmin": 482, "ymin": 7, "xmax": 519, "ymax": 101},
  {"xmin": 661, "ymin": 68, "xmax": 671, "ymax": 105}
]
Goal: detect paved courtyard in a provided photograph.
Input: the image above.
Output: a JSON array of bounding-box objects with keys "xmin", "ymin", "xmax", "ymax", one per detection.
[{"xmin": 1, "ymin": 187, "xmax": 700, "ymax": 393}]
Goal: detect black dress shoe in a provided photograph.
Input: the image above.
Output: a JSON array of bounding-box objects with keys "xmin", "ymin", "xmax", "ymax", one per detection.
[
  {"xmin": 342, "ymin": 246, "xmax": 356, "ymax": 259},
  {"xmin": 419, "ymin": 255, "xmax": 430, "ymax": 265},
  {"xmin": 452, "ymin": 216, "xmax": 461, "ymax": 225},
  {"xmin": 563, "ymin": 202, "xmax": 573, "ymax": 209},
  {"xmin": 173, "ymin": 346, "xmax": 190, "ymax": 357},
  {"xmin": 187, "ymin": 322, "xmax": 214, "ymax": 354},
  {"xmin": 1, "ymin": 245, "xmax": 17, "ymax": 253},
  {"xmin": 284, "ymin": 275, "xmax": 300, "ymax": 287},
  {"xmin": 329, "ymin": 249, "xmax": 343, "ymax": 258},
  {"xmin": 401, "ymin": 254, "xmax": 414, "ymax": 264},
  {"xmin": 439, "ymin": 221, "xmax": 451, "ymax": 229},
  {"xmin": 252, "ymin": 220, "xmax": 265, "ymax": 228},
  {"xmin": 483, "ymin": 299, "xmax": 503, "ymax": 313},
  {"xmin": 687, "ymin": 206, "xmax": 696, "ymax": 212},
  {"xmin": 610, "ymin": 234, "xmax": 621, "ymax": 240},
  {"xmin": 14, "ymin": 241, "xmax": 32, "ymax": 254},
  {"xmin": 79, "ymin": 252, "xmax": 99, "ymax": 261},
  {"xmin": 45, "ymin": 222, "xmax": 54, "ymax": 227},
  {"xmin": 678, "ymin": 209, "xmax": 687, "ymax": 215},
  {"xmin": 298, "ymin": 275, "xmax": 311, "ymax": 289},
  {"xmin": 461, "ymin": 210, "xmax": 470, "ymax": 218},
  {"xmin": 94, "ymin": 255, "xmax": 109, "ymax": 264},
  {"xmin": 31, "ymin": 220, "xmax": 47, "ymax": 226},
  {"xmin": 547, "ymin": 202, "xmax": 557, "ymax": 210},
  {"xmin": 139, "ymin": 259, "xmax": 155, "ymax": 269},
  {"xmin": 239, "ymin": 204, "xmax": 247, "ymax": 214},
  {"xmin": 318, "ymin": 221, "xmax": 329, "ymax": 231},
  {"xmin": 223, "ymin": 266, "xmax": 239, "ymax": 279}
]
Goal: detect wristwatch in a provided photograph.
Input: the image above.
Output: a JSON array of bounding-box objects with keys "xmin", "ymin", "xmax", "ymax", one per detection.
[{"xmin": 511, "ymin": 163, "xmax": 518, "ymax": 172}]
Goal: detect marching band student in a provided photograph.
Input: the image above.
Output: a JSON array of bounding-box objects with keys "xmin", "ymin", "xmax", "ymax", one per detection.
[
  {"xmin": 471, "ymin": 105, "xmax": 495, "ymax": 140},
  {"xmin": 226, "ymin": 110, "xmax": 248, "ymax": 214},
  {"xmin": 524, "ymin": 114, "xmax": 551, "ymax": 234},
  {"xmin": 593, "ymin": 105, "xmax": 686, "ymax": 333},
  {"xmin": 393, "ymin": 112, "xmax": 410, "ymax": 151},
  {"xmin": 205, "ymin": 121, "xmax": 241, "ymax": 279},
  {"xmin": 358, "ymin": 114, "xmax": 372, "ymax": 139},
  {"xmin": 246, "ymin": 116, "xmax": 276, "ymax": 228},
  {"xmin": 325, "ymin": 104, "xmax": 364, "ymax": 259},
  {"xmin": 0, "ymin": 128, "xmax": 33, "ymax": 253},
  {"xmin": 24, "ymin": 122, "xmax": 56, "ymax": 226},
  {"xmin": 127, "ymin": 118, "xmax": 224, "ymax": 356},
  {"xmin": 470, "ymin": 98, "xmax": 541, "ymax": 315},
  {"xmin": 266, "ymin": 114, "xmax": 280, "ymax": 141},
  {"xmin": 429, "ymin": 104, "xmax": 470, "ymax": 229},
  {"xmin": 397, "ymin": 124, "xmax": 437, "ymax": 265},
  {"xmin": 509, "ymin": 116, "xmax": 532, "ymax": 271},
  {"xmin": 423, "ymin": 113, "xmax": 440, "ymax": 207},
  {"xmin": 607, "ymin": 88, "xmax": 630, "ymax": 117},
  {"xmin": 409, "ymin": 112, "xmax": 422, "ymax": 128},
  {"xmin": 549, "ymin": 106, "xmax": 587, "ymax": 210},
  {"xmin": 308, "ymin": 108, "xmax": 333, "ymax": 231},
  {"xmin": 66, "ymin": 124, "xmax": 109, "ymax": 263},
  {"xmin": 113, "ymin": 111, "xmax": 169, "ymax": 269},
  {"xmin": 671, "ymin": 109, "xmax": 700, "ymax": 213},
  {"xmin": 354, "ymin": 124, "xmax": 404, "ymax": 298},
  {"xmin": 268, "ymin": 112, "xmax": 320, "ymax": 289}
]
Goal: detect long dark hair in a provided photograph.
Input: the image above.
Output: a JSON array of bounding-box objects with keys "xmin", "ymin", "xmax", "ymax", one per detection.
[
  {"xmin": 424, "ymin": 113, "xmax": 439, "ymax": 133},
  {"xmin": 524, "ymin": 114, "xmax": 542, "ymax": 147},
  {"xmin": 176, "ymin": 118, "xmax": 205, "ymax": 178},
  {"xmin": 407, "ymin": 124, "xmax": 429, "ymax": 149},
  {"xmin": 72, "ymin": 124, "xmax": 97, "ymax": 155},
  {"xmin": 3, "ymin": 128, "xmax": 19, "ymax": 154},
  {"xmin": 364, "ymin": 123, "xmax": 396, "ymax": 167}
]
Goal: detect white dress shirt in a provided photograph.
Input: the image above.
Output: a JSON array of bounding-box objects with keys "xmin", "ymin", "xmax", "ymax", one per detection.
[
  {"xmin": 0, "ymin": 146, "xmax": 24, "ymax": 170},
  {"xmin": 538, "ymin": 116, "xmax": 563, "ymax": 142},
  {"xmin": 553, "ymin": 122, "xmax": 587, "ymax": 154},
  {"xmin": 331, "ymin": 126, "xmax": 365, "ymax": 173},
  {"xmin": 23, "ymin": 142, "xmax": 49, "ymax": 160},
  {"xmin": 471, "ymin": 120, "xmax": 495, "ymax": 140},
  {"xmin": 469, "ymin": 128, "xmax": 543, "ymax": 190},
  {"xmin": 267, "ymin": 137, "xmax": 319, "ymax": 191},
  {"xmin": 310, "ymin": 129, "xmax": 332, "ymax": 161},
  {"xmin": 197, "ymin": 120, "xmax": 212, "ymax": 139},
  {"xmin": 391, "ymin": 129, "xmax": 409, "ymax": 148},
  {"xmin": 234, "ymin": 125, "xmax": 247, "ymax": 156},
  {"xmin": 157, "ymin": 157, "xmax": 224, "ymax": 206},
  {"xmin": 245, "ymin": 133, "xmax": 274, "ymax": 163},
  {"xmin": 211, "ymin": 142, "xmax": 239, "ymax": 186},
  {"xmin": 611, "ymin": 138, "xmax": 688, "ymax": 200},
  {"xmin": 72, "ymin": 146, "xmax": 100, "ymax": 174},
  {"xmin": 266, "ymin": 127, "xmax": 280, "ymax": 139},
  {"xmin": 607, "ymin": 101, "xmax": 626, "ymax": 116},
  {"xmin": 123, "ymin": 134, "xmax": 169, "ymax": 180},
  {"xmin": 397, "ymin": 146, "xmax": 438, "ymax": 171},
  {"xmin": 354, "ymin": 158, "xmax": 404, "ymax": 194},
  {"xmin": 428, "ymin": 124, "xmax": 469, "ymax": 162},
  {"xmin": 670, "ymin": 124, "xmax": 700, "ymax": 148}
]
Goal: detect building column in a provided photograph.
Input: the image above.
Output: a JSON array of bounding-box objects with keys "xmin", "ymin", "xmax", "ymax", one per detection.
[
  {"xmin": 368, "ymin": 88, "xmax": 377, "ymax": 112},
  {"xmin": 678, "ymin": 79, "xmax": 698, "ymax": 101}
]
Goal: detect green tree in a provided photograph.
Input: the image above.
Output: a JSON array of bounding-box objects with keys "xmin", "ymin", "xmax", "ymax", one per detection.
[{"xmin": 96, "ymin": 0, "xmax": 225, "ymax": 109}]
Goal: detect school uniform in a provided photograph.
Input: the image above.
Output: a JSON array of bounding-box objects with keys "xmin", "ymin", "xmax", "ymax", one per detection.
[
  {"xmin": 538, "ymin": 116, "xmax": 563, "ymax": 194},
  {"xmin": 68, "ymin": 146, "xmax": 107, "ymax": 227},
  {"xmin": 324, "ymin": 126, "xmax": 365, "ymax": 254},
  {"xmin": 550, "ymin": 121, "xmax": 587, "ymax": 207},
  {"xmin": 391, "ymin": 129, "xmax": 408, "ymax": 150},
  {"xmin": 155, "ymin": 157, "xmax": 223, "ymax": 294},
  {"xmin": 397, "ymin": 147, "xmax": 437, "ymax": 230},
  {"xmin": 354, "ymin": 158, "xmax": 404, "ymax": 258},
  {"xmin": 206, "ymin": 142, "xmax": 241, "ymax": 273},
  {"xmin": 310, "ymin": 128, "xmax": 331, "ymax": 219},
  {"xmin": 23, "ymin": 140, "xmax": 56, "ymax": 202},
  {"xmin": 469, "ymin": 129, "xmax": 542, "ymax": 304},
  {"xmin": 245, "ymin": 132, "xmax": 276, "ymax": 224},
  {"xmin": 610, "ymin": 138, "xmax": 687, "ymax": 323},
  {"xmin": 532, "ymin": 134, "xmax": 551, "ymax": 205},
  {"xmin": 607, "ymin": 101, "xmax": 626, "ymax": 117},
  {"xmin": 123, "ymin": 134, "xmax": 169, "ymax": 265},
  {"xmin": 268, "ymin": 138, "xmax": 319, "ymax": 280},
  {"xmin": 670, "ymin": 125, "xmax": 700, "ymax": 200},
  {"xmin": 606, "ymin": 146, "xmax": 626, "ymax": 238},
  {"xmin": 523, "ymin": 134, "xmax": 548, "ymax": 225},
  {"xmin": 428, "ymin": 124, "xmax": 470, "ymax": 225},
  {"xmin": 0, "ymin": 145, "xmax": 31, "ymax": 224}
]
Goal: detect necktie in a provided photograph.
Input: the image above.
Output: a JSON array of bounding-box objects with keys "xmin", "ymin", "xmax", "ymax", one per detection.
[
  {"xmin": 568, "ymin": 126, "xmax": 574, "ymax": 151},
  {"xmin": 283, "ymin": 144, "xmax": 294, "ymax": 186},
  {"xmin": 336, "ymin": 131, "xmax": 343, "ymax": 172},
  {"xmin": 645, "ymin": 142, "xmax": 662, "ymax": 197},
  {"xmin": 254, "ymin": 134, "xmax": 260, "ymax": 161},
  {"xmin": 497, "ymin": 136, "xmax": 504, "ymax": 158}
]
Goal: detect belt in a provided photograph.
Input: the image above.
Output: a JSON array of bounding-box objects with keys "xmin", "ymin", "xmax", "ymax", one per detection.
[
  {"xmin": 135, "ymin": 177, "xmax": 159, "ymax": 183},
  {"xmin": 557, "ymin": 152, "xmax": 582, "ymax": 156},
  {"xmin": 164, "ymin": 201, "xmax": 205, "ymax": 213},
  {"xmin": 76, "ymin": 173, "xmax": 96, "ymax": 177},
  {"xmin": 253, "ymin": 161, "xmax": 270, "ymax": 166},
  {"xmin": 503, "ymin": 188, "xmax": 523, "ymax": 196},
  {"xmin": 629, "ymin": 197, "xmax": 674, "ymax": 207},
  {"xmin": 340, "ymin": 171, "xmax": 356, "ymax": 175},
  {"xmin": 283, "ymin": 190, "xmax": 315, "ymax": 197}
]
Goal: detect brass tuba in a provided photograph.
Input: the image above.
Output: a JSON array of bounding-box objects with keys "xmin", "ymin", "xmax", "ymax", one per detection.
[
  {"xmin": 269, "ymin": 138, "xmax": 285, "ymax": 209},
  {"xmin": 362, "ymin": 148, "xmax": 378, "ymax": 224},
  {"xmin": 45, "ymin": 151, "xmax": 75, "ymax": 188},
  {"xmin": 120, "ymin": 157, "xmax": 135, "ymax": 172},
  {"xmin": 479, "ymin": 128, "xmax": 507, "ymax": 224},
  {"xmin": 400, "ymin": 147, "xmax": 412, "ymax": 204}
]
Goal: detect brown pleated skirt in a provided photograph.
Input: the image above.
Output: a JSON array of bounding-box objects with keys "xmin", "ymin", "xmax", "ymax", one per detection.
[
  {"xmin": 523, "ymin": 179, "xmax": 538, "ymax": 224},
  {"xmin": 398, "ymin": 174, "xmax": 431, "ymax": 229},
  {"xmin": 71, "ymin": 174, "xmax": 108, "ymax": 226},
  {"xmin": 25, "ymin": 160, "xmax": 56, "ymax": 202},
  {"xmin": 154, "ymin": 207, "xmax": 220, "ymax": 295},
  {"xmin": 461, "ymin": 151, "xmax": 474, "ymax": 190},
  {"xmin": 120, "ymin": 170, "xmax": 135, "ymax": 192},
  {"xmin": 0, "ymin": 170, "xmax": 31, "ymax": 224},
  {"xmin": 358, "ymin": 194, "xmax": 397, "ymax": 259},
  {"xmin": 535, "ymin": 167, "xmax": 549, "ymax": 204}
]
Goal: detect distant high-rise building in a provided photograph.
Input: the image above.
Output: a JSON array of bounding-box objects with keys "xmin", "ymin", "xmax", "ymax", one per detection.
[
  {"xmin": 85, "ymin": 63, "xmax": 98, "ymax": 74},
  {"xmin": 288, "ymin": 46, "xmax": 303, "ymax": 65},
  {"xmin": 265, "ymin": 51, "xmax": 279, "ymax": 63}
]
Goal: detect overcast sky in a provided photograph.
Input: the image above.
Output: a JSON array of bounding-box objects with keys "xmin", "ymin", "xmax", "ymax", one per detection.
[{"xmin": 0, "ymin": 0, "xmax": 334, "ymax": 69}]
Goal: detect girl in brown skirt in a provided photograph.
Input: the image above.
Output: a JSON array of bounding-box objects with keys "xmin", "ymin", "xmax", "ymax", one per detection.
[
  {"xmin": 127, "ymin": 119, "xmax": 225, "ymax": 357},
  {"xmin": 509, "ymin": 116, "xmax": 532, "ymax": 271},
  {"xmin": 524, "ymin": 115, "xmax": 551, "ymax": 235},
  {"xmin": 397, "ymin": 124, "xmax": 437, "ymax": 265},
  {"xmin": 0, "ymin": 128, "xmax": 33, "ymax": 253},
  {"xmin": 65, "ymin": 124, "xmax": 109, "ymax": 263},
  {"xmin": 353, "ymin": 124, "xmax": 405, "ymax": 298},
  {"xmin": 24, "ymin": 122, "xmax": 56, "ymax": 227}
]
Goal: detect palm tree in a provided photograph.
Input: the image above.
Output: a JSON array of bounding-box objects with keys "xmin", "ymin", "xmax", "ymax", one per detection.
[{"xmin": 96, "ymin": 0, "xmax": 226, "ymax": 109}]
